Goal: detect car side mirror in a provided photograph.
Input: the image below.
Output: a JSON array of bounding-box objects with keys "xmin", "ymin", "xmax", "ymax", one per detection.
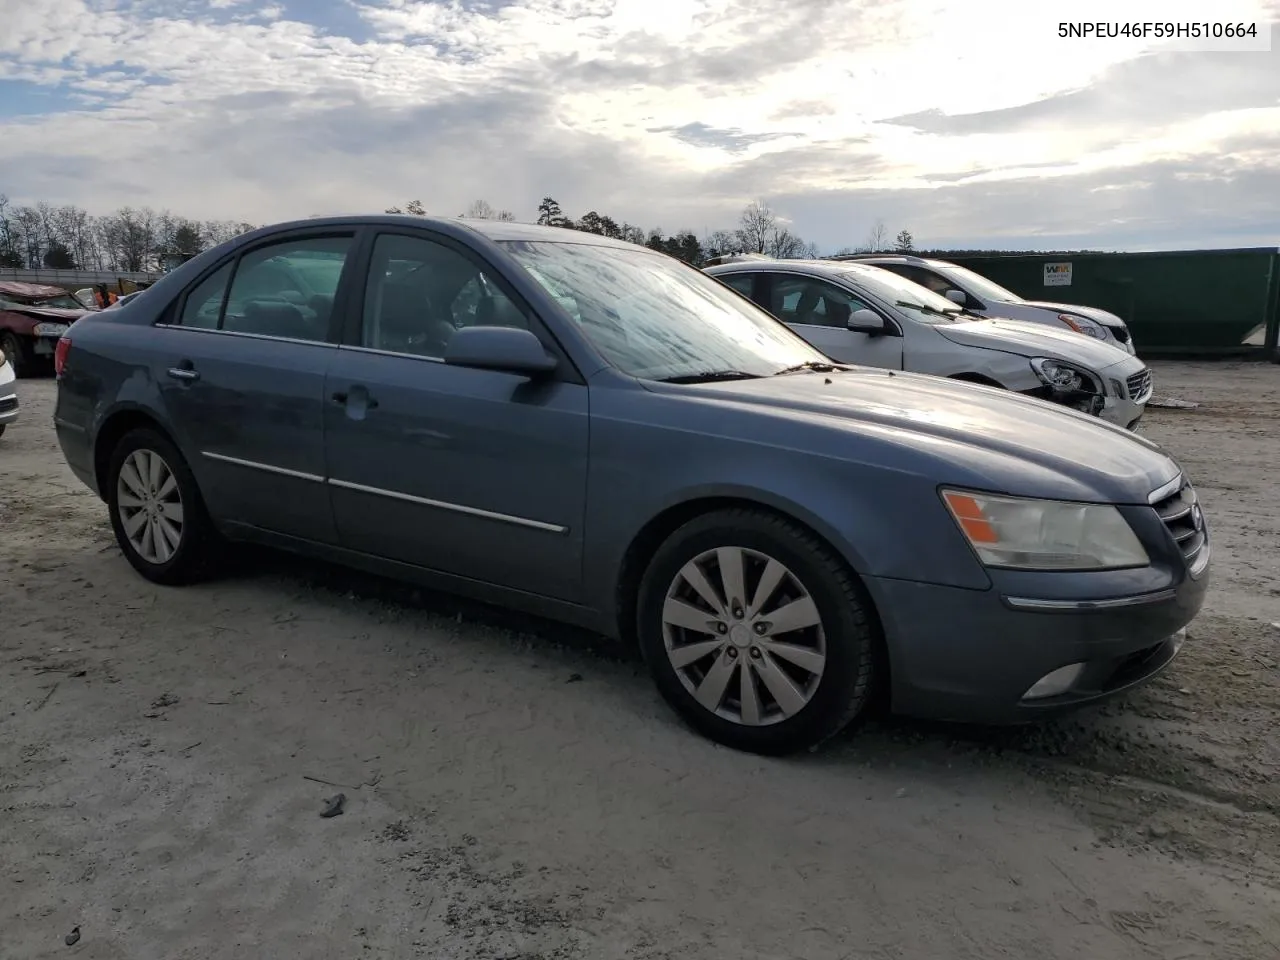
[
  {"xmin": 847, "ymin": 308, "xmax": 886, "ymax": 335},
  {"xmin": 444, "ymin": 325, "xmax": 558, "ymax": 376},
  {"xmin": 945, "ymin": 289, "xmax": 966, "ymax": 305}
]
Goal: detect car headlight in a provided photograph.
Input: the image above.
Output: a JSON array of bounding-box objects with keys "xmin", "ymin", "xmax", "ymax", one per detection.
[
  {"xmin": 941, "ymin": 489, "xmax": 1149, "ymax": 570},
  {"xmin": 1057, "ymin": 313, "xmax": 1105, "ymax": 339},
  {"xmin": 1030, "ymin": 357, "xmax": 1099, "ymax": 394},
  {"xmin": 33, "ymin": 321, "xmax": 70, "ymax": 337}
]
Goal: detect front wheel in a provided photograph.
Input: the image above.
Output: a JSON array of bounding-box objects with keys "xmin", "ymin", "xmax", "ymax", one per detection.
[
  {"xmin": 1, "ymin": 333, "xmax": 31, "ymax": 378},
  {"xmin": 106, "ymin": 428, "xmax": 220, "ymax": 585},
  {"xmin": 636, "ymin": 508, "xmax": 877, "ymax": 755}
]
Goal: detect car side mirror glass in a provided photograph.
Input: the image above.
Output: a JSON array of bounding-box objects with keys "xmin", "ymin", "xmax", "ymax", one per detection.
[
  {"xmin": 847, "ymin": 308, "xmax": 886, "ymax": 335},
  {"xmin": 444, "ymin": 325, "xmax": 558, "ymax": 376},
  {"xmin": 945, "ymin": 289, "xmax": 966, "ymax": 305}
]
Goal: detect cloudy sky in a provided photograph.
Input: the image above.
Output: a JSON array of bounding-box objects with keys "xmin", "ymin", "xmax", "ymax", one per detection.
[{"xmin": 1, "ymin": 0, "xmax": 1277, "ymax": 252}]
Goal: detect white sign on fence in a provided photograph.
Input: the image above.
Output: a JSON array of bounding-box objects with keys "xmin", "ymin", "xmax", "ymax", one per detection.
[{"xmin": 1043, "ymin": 262, "xmax": 1072, "ymax": 287}]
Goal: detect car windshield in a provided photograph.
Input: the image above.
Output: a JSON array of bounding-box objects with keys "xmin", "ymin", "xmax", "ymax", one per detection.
[
  {"xmin": 935, "ymin": 262, "xmax": 1023, "ymax": 303},
  {"xmin": 499, "ymin": 240, "xmax": 828, "ymax": 381},
  {"xmin": 839, "ymin": 265, "xmax": 966, "ymax": 324}
]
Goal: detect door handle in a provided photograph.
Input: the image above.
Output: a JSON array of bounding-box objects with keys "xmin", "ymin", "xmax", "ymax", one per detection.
[
  {"xmin": 167, "ymin": 365, "xmax": 199, "ymax": 382},
  {"xmin": 331, "ymin": 388, "xmax": 378, "ymax": 410}
]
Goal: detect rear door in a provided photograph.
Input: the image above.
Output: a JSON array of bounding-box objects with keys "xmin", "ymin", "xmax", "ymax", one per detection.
[
  {"xmin": 322, "ymin": 228, "xmax": 590, "ymax": 602},
  {"xmin": 153, "ymin": 229, "xmax": 359, "ymax": 543},
  {"xmin": 759, "ymin": 273, "xmax": 904, "ymax": 368}
]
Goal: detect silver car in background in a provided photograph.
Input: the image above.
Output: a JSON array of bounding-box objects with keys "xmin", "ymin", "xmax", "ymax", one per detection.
[
  {"xmin": 705, "ymin": 258, "xmax": 1152, "ymax": 430},
  {"xmin": 833, "ymin": 254, "xmax": 1137, "ymax": 355}
]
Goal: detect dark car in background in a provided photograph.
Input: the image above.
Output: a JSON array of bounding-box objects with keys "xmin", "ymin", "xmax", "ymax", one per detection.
[
  {"xmin": 52, "ymin": 216, "xmax": 1208, "ymax": 754},
  {"xmin": 0, "ymin": 281, "xmax": 90, "ymax": 376}
]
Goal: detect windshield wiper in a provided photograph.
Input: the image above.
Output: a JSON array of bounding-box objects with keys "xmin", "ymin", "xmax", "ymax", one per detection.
[
  {"xmin": 895, "ymin": 300, "xmax": 962, "ymax": 320},
  {"xmin": 657, "ymin": 370, "xmax": 762, "ymax": 384},
  {"xmin": 774, "ymin": 361, "xmax": 842, "ymax": 375}
]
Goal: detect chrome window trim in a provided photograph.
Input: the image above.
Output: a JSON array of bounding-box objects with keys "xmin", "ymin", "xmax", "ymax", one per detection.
[
  {"xmin": 1002, "ymin": 589, "xmax": 1177, "ymax": 612},
  {"xmin": 202, "ymin": 451, "xmax": 326, "ymax": 483},
  {"xmin": 327, "ymin": 477, "xmax": 568, "ymax": 534},
  {"xmin": 155, "ymin": 323, "xmax": 337, "ymax": 349},
  {"xmin": 337, "ymin": 343, "xmax": 445, "ymax": 364}
]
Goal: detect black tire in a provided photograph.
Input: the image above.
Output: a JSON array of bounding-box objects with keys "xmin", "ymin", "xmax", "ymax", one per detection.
[
  {"xmin": 636, "ymin": 508, "xmax": 877, "ymax": 755},
  {"xmin": 1, "ymin": 332, "xmax": 31, "ymax": 378},
  {"xmin": 106, "ymin": 427, "xmax": 221, "ymax": 585}
]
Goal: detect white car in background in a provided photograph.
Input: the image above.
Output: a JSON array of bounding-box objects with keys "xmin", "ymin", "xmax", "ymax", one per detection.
[
  {"xmin": 0, "ymin": 348, "xmax": 18, "ymax": 438},
  {"xmin": 832, "ymin": 254, "xmax": 1137, "ymax": 356},
  {"xmin": 705, "ymin": 257, "xmax": 1153, "ymax": 431}
]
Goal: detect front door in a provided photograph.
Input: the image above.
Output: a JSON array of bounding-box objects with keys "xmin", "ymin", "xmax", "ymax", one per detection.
[
  {"xmin": 154, "ymin": 231, "xmax": 358, "ymax": 543},
  {"xmin": 762, "ymin": 274, "xmax": 905, "ymax": 369},
  {"xmin": 323, "ymin": 229, "xmax": 590, "ymax": 603}
]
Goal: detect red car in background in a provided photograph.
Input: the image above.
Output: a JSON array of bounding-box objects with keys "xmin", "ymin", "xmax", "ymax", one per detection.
[{"xmin": 0, "ymin": 281, "xmax": 89, "ymax": 377}]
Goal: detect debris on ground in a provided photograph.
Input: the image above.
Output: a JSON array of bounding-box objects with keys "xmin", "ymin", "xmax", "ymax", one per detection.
[
  {"xmin": 64, "ymin": 926, "xmax": 80, "ymax": 946},
  {"xmin": 1148, "ymin": 396, "xmax": 1201, "ymax": 409},
  {"xmin": 320, "ymin": 793, "xmax": 346, "ymax": 818}
]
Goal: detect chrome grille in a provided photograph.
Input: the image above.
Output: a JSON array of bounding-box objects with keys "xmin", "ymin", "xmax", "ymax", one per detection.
[
  {"xmin": 1151, "ymin": 478, "xmax": 1207, "ymax": 571},
  {"xmin": 1126, "ymin": 368, "xmax": 1153, "ymax": 400}
]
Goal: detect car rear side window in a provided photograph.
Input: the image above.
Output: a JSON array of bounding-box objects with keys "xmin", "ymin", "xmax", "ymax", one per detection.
[
  {"xmin": 720, "ymin": 274, "xmax": 755, "ymax": 298},
  {"xmin": 360, "ymin": 233, "xmax": 528, "ymax": 359},
  {"xmin": 770, "ymin": 275, "xmax": 873, "ymax": 329},
  {"xmin": 177, "ymin": 262, "xmax": 232, "ymax": 329},
  {"xmin": 219, "ymin": 236, "xmax": 352, "ymax": 341},
  {"xmin": 891, "ymin": 265, "xmax": 954, "ymax": 296}
]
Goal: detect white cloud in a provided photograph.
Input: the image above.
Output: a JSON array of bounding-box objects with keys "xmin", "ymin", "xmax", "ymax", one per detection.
[{"xmin": 0, "ymin": 0, "xmax": 1277, "ymax": 249}]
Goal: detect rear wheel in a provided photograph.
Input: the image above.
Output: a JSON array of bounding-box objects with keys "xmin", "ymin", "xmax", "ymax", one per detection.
[
  {"xmin": 106, "ymin": 428, "xmax": 220, "ymax": 585},
  {"xmin": 636, "ymin": 508, "xmax": 877, "ymax": 755}
]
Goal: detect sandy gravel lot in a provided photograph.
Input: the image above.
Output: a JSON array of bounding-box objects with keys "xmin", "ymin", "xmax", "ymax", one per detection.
[{"xmin": 2, "ymin": 361, "xmax": 1279, "ymax": 960}]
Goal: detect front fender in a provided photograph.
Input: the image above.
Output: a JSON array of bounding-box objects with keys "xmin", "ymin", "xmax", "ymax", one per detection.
[{"xmin": 581, "ymin": 391, "xmax": 995, "ymax": 629}]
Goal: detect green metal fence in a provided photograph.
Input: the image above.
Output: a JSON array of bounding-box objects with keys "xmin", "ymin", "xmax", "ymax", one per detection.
[{"xmin": 942, "ymin": 248, "xmax": 1280, "ymax": 358}]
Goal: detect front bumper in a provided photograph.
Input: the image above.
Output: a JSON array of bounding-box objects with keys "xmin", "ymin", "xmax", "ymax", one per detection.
[
  {"xmin": 0, "ymin": 391, "xmax": 18, "ymax": 425},
  {"xmin": 1097, "ymin": 394, "xmax": 1146, "ymax": 430},
  {"xmin": 0, "ymin": 364, "xmax": 17, "ymax": 425},
  {"xmin": 865, "ymin": 558, "xmax": 1208, "ymax": 725}
]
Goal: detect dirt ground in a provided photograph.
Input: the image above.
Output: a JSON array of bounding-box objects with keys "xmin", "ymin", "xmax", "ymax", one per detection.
[{"xmin": 2, "ymin": 361, "xmax": 1278, "ymax": 960}]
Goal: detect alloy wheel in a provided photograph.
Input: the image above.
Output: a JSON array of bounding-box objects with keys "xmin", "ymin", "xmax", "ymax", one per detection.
[
  {"xmin": 116, "ymin": 448, "xmax": 185, "ymax": 565},
  {"xmin": 662, "ymin": 546, "xmax": 827, "ymax": 726}
]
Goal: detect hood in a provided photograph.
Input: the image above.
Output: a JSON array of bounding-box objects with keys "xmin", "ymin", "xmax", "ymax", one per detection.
[
  {"xmin": 0, "ymin": 304, "xmax": 86, "ymax": 322},
  {"xmin": 1022, "ymin": 300, "xmax": 1127, "ymax": 329},
  {"xmin": 935, "ymin": 317, "xmax": 1137, "ymax": 372},
  {"xmin": 655, "ymin": 368, "xmax": 1178, "ymax": 503}
]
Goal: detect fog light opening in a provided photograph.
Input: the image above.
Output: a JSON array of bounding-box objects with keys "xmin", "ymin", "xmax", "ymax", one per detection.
[{"xmin": 1023, "ymin": 663, "xmax": 1087, "ymax": 700}]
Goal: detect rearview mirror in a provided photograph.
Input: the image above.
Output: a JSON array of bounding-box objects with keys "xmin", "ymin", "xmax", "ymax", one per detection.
[
  {"xmin": 945, "ymin": 289, "xmax": 966, "ymax": 305},
  {"xmin": 847, "ymin": 308, "xmax": 886, "ymax": 335},
  {"xmin": 444, "ymin": 325, "xmax": 558, "ymax": 376}
]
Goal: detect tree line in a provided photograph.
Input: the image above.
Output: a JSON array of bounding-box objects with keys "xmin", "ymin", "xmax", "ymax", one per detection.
[
  {"xmin": 2, "ymin": 189, "xmax": 929, "ymax": 275},
  {"xmin": 389, "ymin": 196, "xmax": 838, "ymax": 265},
  {"xmin": 0, "ymin": 194, "xmax": 256, "ymax": 273}
]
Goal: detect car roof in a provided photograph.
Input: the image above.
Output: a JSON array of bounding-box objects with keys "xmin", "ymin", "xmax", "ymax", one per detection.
[
  {"xmin": 705, "ymin": 258, "xmax": 878, "ymax": 280},
  {"xmin": 249, "ymin": 214, "xmax": 642, "ymax": 252},
  {"xmin": 827, "ymin": 253, "xmax": 951, "ymax": 268}
]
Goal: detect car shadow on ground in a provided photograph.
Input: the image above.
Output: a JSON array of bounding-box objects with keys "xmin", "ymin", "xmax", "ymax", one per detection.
[{"xmin": 225, "ymin": 545, "xmax": 1189, "ymax": 777}]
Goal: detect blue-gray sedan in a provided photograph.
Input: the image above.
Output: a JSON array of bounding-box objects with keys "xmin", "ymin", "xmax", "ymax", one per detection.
[{"xmin": 52, "ymin": 216, "xmax": 1209, "ymax": 755}]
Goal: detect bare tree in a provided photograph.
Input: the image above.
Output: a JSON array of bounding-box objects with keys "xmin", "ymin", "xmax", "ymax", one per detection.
[
  {"xmin": 703, "ymin": 229, "xmax": 740, "ymax": 258},
  {"xmin": 463, "ymin": 199, "xmax": 496, "ymax": 219},
  {"xmin": 495, "ymin": 209, "xmax": 516, "ymax": 221},
  {"xmin": 736, "ymin": 199, "xmax": 776, "ymax": 254},
  {"xmin": 865, "ymin": 218, "xmax": 889, "ymax": 252}
]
